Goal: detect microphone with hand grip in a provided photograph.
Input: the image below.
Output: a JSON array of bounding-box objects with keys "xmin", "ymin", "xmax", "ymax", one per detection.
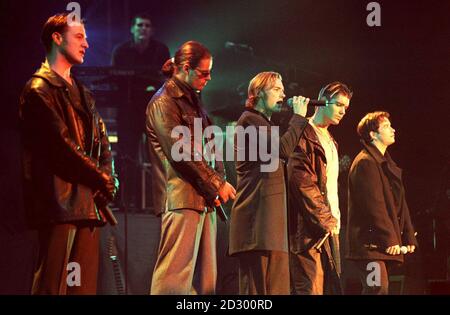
[
  {"xmin": 364, "ymin": 244, "xmax": 409, "ymax": 255},
  {"xmin": 287, "ymin": 98, "xmax": 327, "ymax": 107},
  {"xmin": 214, "ymin": 196, "xmax": 229, "ymax": 222}
]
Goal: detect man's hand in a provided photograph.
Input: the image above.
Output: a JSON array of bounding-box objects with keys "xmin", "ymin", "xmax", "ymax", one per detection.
[
  {"xmin": 386, "ymin": 245, "xmax": 401, "ymax": 255},
  {"xmin": 331, "ymin": 226, "xmax": 340, "ymax": 236},
  {"xmin": 406, "ymin": 245, "xmax": 416, "ymax": 253},
  {"xmin": 291, "ymin": 95, "xmax": 309, "ymax": 117},
  {"xmin": 99, "ymin": 172, "xmax": 119, "ymax": 202},
  {"xmin": 217, "ymin": 181, "xmax": 236, "ymax": 204},
  {"xmin": 94, "ymin": 191, "xmax": 110, "ymax": 208}
]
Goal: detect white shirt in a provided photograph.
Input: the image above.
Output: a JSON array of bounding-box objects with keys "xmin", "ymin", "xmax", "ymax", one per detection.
[{"xmin": 309, "ymin": 121, "xmax": 341, "ymax": 232}]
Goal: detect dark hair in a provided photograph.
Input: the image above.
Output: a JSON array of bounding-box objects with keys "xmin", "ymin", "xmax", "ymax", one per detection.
[
  {"xmin": 131, "ymin": 12, "xmax": 152, "ymax": 26},
  {"xmin": 318, "ymin": 81, "xmax": 353, "ymax": 101},
  {"xmin": 41, "ymin": 13, "xmax": 85, "ymax": 53},
  {"xmin": 245, "ymin": 72, "xmax": 282, "ymax": 109},
  {"xmin": 161, "ymin": 41, "xmax": 212, "ymax": 78},
  {"xmin": 357, "ymin": 111, "xmax": 390, "ymax": 143}
]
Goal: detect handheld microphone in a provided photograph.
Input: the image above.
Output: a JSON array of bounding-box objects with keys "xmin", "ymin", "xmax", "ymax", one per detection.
[
  {"xmin": 364, "ymin": 244, "xmax": 409, "ymax": 255},
  {"xmin": 314, "ymin": 232, "xmax": 331, "ymax": 252},
  {"xmin": 224, "ymin": 41, "xmax": 254, "ymax": 52},
  {"xmin": 214, "ymin": 196, "xmax": 229, "ymax": 222},
  {"xmin": 93, "ymin": 191, "xmax": 118, "ymax": 226},
  {"xmin": 287, "ymin": 98, "xmax": 326, "ymax": 107}
]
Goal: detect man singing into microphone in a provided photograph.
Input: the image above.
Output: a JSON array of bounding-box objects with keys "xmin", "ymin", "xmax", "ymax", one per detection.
[
  {"xmin": 346, "ymin": 111, "xmax": 418, "ymax": 294},
  {"xmin": 229, "ymin": 71, "xmax": 309, "ymax": 294},
  {"xmin": 288, "ymin": 82, "xmax": 352, "ymax": 295}
]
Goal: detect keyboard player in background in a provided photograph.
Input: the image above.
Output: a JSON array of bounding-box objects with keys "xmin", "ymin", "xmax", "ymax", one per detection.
[{"xmin": 111, "ymin": 12, "xmax": 170, "ymax": 209}]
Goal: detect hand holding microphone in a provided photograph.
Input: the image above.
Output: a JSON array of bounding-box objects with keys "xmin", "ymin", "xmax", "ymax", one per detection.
[
  {"xmin": 214, "ymin": 196, "xmax": 229, "ymax": 222},
  {"xmin": 287, "ymin": 96, "xmax": 309, "ymax": 117},
  {"xmin": 385, "ymin": 245, "xmax": 402, "ymax": 255},
  {"xmin": 97, "ymin": 171, "xmax": 119, "ymax": 202},
  {"xmin": 287, "ymin": 98, "xmax": 327, "ymax": 108},
  {"xmin": 214, "ymin": 181, "xmax": 236, "ymax": 222},
  {"xmin": 93, "ymin": 191, "xmax": 118, "ymax": 226},
  {"xmin": 365, "ymin": 243, "xmax": 415, "ymax": 255},
  {"xmin": 286, "ymin": 96, "xmax": 329, "ymax": 117}
]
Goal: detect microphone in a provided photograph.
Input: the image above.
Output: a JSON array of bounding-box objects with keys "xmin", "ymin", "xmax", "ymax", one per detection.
[
  {"xmin": 224, "ymin": 41, "xmax": 254, "ymax": 52},
  {"xmin": 287, "ymin": 98, "xmax": 327, "ymax": 107},
  {"xmin": 400, "ymin": 246, "xmax": 408, "ymax": 254},
  {"xmin": 214, "ymin": 196, "xmax": 229, "ymax": 222},
  {"xmin": 313, "ymin": 232, "xmax": 330, "ymax": 253},
  {"xmin": 364, "ymin": 244, "xmax": 409, "ymax": 255}
]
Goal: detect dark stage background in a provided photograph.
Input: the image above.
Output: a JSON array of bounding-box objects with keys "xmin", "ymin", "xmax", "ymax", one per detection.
[{"xmin": 0, "ymin": 0, "xmax": 448, "ymax": 294}]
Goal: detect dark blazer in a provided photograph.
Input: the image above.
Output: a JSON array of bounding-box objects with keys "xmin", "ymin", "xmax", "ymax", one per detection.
[
  {"xmin": 19, "ymin": 62, "xmax": 115, "ymax": 228},
  {"xmin": 346, "ymin": 141, "xmax": 418, "ymax": 262},
  {"xmin": 229, "ymin": 109, "xmax": 307, "ymax": 255},
  {"xmin": 146, "ymin": 78, "xmax": 225, "ymax": 216}
]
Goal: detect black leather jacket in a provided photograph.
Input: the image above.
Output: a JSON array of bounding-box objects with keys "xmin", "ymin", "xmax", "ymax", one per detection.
[
  {"xmin": 19, "ymin": 62, "xmax": 116, "ymax": 227},
  {"xmin": 287, "ymin": 123, "xmax": 338, "ymax": 254},
  {"xmin": 146, "ymin": 77, "xmax": 225, "ymax": 216}
]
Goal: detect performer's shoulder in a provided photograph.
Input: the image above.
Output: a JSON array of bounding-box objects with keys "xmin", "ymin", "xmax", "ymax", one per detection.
[
  {"xmin": 352, "ymin": 151, "xmax": 377, "ymax": 169},
  {"xmin": 236, "ymin": 110, "xmax": 269, "ymax": 127},
  {"xmin": 22, "ymin": 76, "xmax": 53, "ymax": 97}
]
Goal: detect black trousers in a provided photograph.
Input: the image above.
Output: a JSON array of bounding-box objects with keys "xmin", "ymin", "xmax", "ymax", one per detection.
[
  {"xmin": 354, "ymin": 260, "xmax": 390, "ymax": 295},
  {"xmin": 117, "ymin": 127, "xmax": 143, "ymax": 208},
  {"xmin": 32, "ymin": 223, "xmax": 100, "ymax": 295},
  {"xmin": 238, "ymin": 250, "xmax": 290, "ymax": 295},
  {"xmin": 290, "ymin": 235, "xmax": 341, "ymax": 295}
]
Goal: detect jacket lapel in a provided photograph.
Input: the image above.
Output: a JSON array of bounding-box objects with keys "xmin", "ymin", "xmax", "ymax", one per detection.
[
  {"xmin": 362, "ymin": 140, "xmax": 403, "ymax": 181},
  {"xmin": 304, "ymin": 123, "xmax": 327, "ymax": 161},
  {"xmin": 384, "ymin": 151, "xmax": 403, "ymax": 181}
]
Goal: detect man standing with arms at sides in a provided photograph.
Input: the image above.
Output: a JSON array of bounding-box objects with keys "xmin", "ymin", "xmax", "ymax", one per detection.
[
  {"xmin": 229, "ymin": 71, "xmax": 309, "ymax": 294},
  {"xmin": 288, "ymin": 82, "xmax": 352, "ymax": 294},
  {"xmin": 347, "ymin": 111, "xmax": 417, "ymax": 294},
  {"xmin": 19, "ymin": 13, "xmax": 118, "ymax": 294},
  {"xmin": 146, "ymin": 41, "xmax": 236, "ymax": 294}
]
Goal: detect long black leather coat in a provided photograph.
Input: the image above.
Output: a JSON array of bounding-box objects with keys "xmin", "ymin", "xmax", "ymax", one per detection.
[
  {"xmin": 287, "ymin": 123, "xmax": 339, "ymax": 254},
  {"xmin": 146, "ymin": 78, "xmax": 225, "ymax": 216},
  {"xmin": 19, "ymin": 62, "xmax": 115, "ymax": 228}
]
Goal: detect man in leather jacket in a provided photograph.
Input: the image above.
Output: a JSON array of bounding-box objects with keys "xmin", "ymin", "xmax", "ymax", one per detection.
[
  {"xmin": 287, "ymin": 82, "xmax": 352, "ymax": 294},
  {"xmin": 19, "ymin": 13, "xmax": 118, "ymax": 294},
  {"xmin": 146, "ymin": 41, "xmax": 235, "ymax": 294}
]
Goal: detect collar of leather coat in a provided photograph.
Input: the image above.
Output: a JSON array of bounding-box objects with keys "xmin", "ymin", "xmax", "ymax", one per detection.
[
  {"xmin": 303, "ymin": 118, "xmax": 339, "ymax": 152},
  {"xmin": 32, "ymin": 61, "xmax": 71, "ymax": 88},
  {"xmin": 31, "ymin": 61, "xmax": 95, "ymax": 116},
  {"xmin": 168, "ymin": 76, "xmax": 200, "ymax": 103}
]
